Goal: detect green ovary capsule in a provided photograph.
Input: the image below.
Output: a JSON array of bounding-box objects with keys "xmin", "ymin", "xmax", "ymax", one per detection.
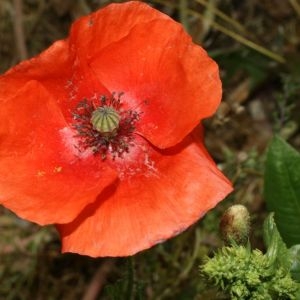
[{"xmin": 91, "ymin": 106, "xmax": 120, "ymax": 135}]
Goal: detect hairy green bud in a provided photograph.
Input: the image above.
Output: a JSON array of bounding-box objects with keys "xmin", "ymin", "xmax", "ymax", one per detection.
[{"xmin": 220, "ymin": 204, "xmax": 250, "ymax": 245}]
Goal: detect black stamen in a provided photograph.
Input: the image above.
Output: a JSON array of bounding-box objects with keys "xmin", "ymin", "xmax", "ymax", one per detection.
[{"xmin": 72, "ymin": 93, "xmax": 141, "ymax": 160}]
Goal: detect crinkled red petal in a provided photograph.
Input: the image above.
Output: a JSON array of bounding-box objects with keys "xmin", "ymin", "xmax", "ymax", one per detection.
[
  {"xmin": 69, "ymin": 1, "xmax": 222, "ymax": 148},
  {"xmin": 1, "ymin": 40, "xmax": 71, "ymax": 106},
  {"xmin": 1, "ymin": 39, "xmax": 110, "ymax": 122},
  {"xmin": 69, "ymin": 1, "xmax": 168, "ymax": 62},
  {"xmin": 57, "ymin": 131, "xmax": 232, "ymax": 257},
  {"xmin": 0, "ymin": 81, "xmax": 117, "ymax": 225}
]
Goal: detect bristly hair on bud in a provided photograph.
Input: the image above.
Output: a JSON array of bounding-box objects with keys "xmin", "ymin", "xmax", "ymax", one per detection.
[{"xmin": 219, "ymin": 204, "xmax": 250, "ymax": 245}]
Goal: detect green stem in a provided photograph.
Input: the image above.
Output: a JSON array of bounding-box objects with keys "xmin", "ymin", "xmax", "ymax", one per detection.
[
  {"xmin": 179, "ymin": 0, "xmax": 189, "ymax": 32},
  {"xmin": 126, "ymin": 256, "xmax": 135, "ymax": 300}
]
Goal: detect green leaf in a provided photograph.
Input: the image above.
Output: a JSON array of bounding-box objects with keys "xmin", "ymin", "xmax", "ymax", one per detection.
[
  {"xmin": 290, "ymin": 245, "xmax": 300, "ymax": 282},
  {"xmin": 264, "ymin": 135, "xmax": 300, "ymax": 247},
  {"xmin": 263, "ymin": 213, "xmax": 291, "ymax": 272}
]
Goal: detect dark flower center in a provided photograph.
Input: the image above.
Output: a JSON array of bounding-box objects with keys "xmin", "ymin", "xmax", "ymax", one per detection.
[{"xmin": 72, "ymin": 93, "xmax": 140, "ymax": 160}]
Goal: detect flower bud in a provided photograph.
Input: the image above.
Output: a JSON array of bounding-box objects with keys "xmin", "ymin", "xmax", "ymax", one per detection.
[{"xmin": 220, "ymin": 205, "xmax": 250, "ymax": 245}]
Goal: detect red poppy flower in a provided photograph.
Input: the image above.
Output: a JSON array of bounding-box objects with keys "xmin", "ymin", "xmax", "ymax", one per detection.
[{"xmin": 0, "ymin": 1, "xmax": 232, "ymax": 257}]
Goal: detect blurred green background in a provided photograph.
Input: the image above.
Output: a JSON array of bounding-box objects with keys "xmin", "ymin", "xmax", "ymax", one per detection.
[{"xmin": 0, "ymin": 0, "xmax": 300, "ymax": 299}]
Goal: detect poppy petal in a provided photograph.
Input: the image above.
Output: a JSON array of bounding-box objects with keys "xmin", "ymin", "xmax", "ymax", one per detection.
[
  {"xmin": 69, "ymin": 1, "xmax": 168, "ymax": 61},
  {"xmin": 0, "ymin": 80, "xmax": 117, "ymax": 225},
  {"xmin": 68, "ymin": 1, "xmax": 221, "ymax": 148},
  {"xmin": 89, "ymin": 20, "xmax": 221, "ymax": 148},
  {"xmin": 57, "ymin": 132, "xmax": 232, "ymax": 257},
  {"xmin": 1, "ymin": 40, "xmax": 71, "ymax": 100},
  {"xmin": 0, "ymin": 39, "xmax": 110, "ymax": 122}
]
